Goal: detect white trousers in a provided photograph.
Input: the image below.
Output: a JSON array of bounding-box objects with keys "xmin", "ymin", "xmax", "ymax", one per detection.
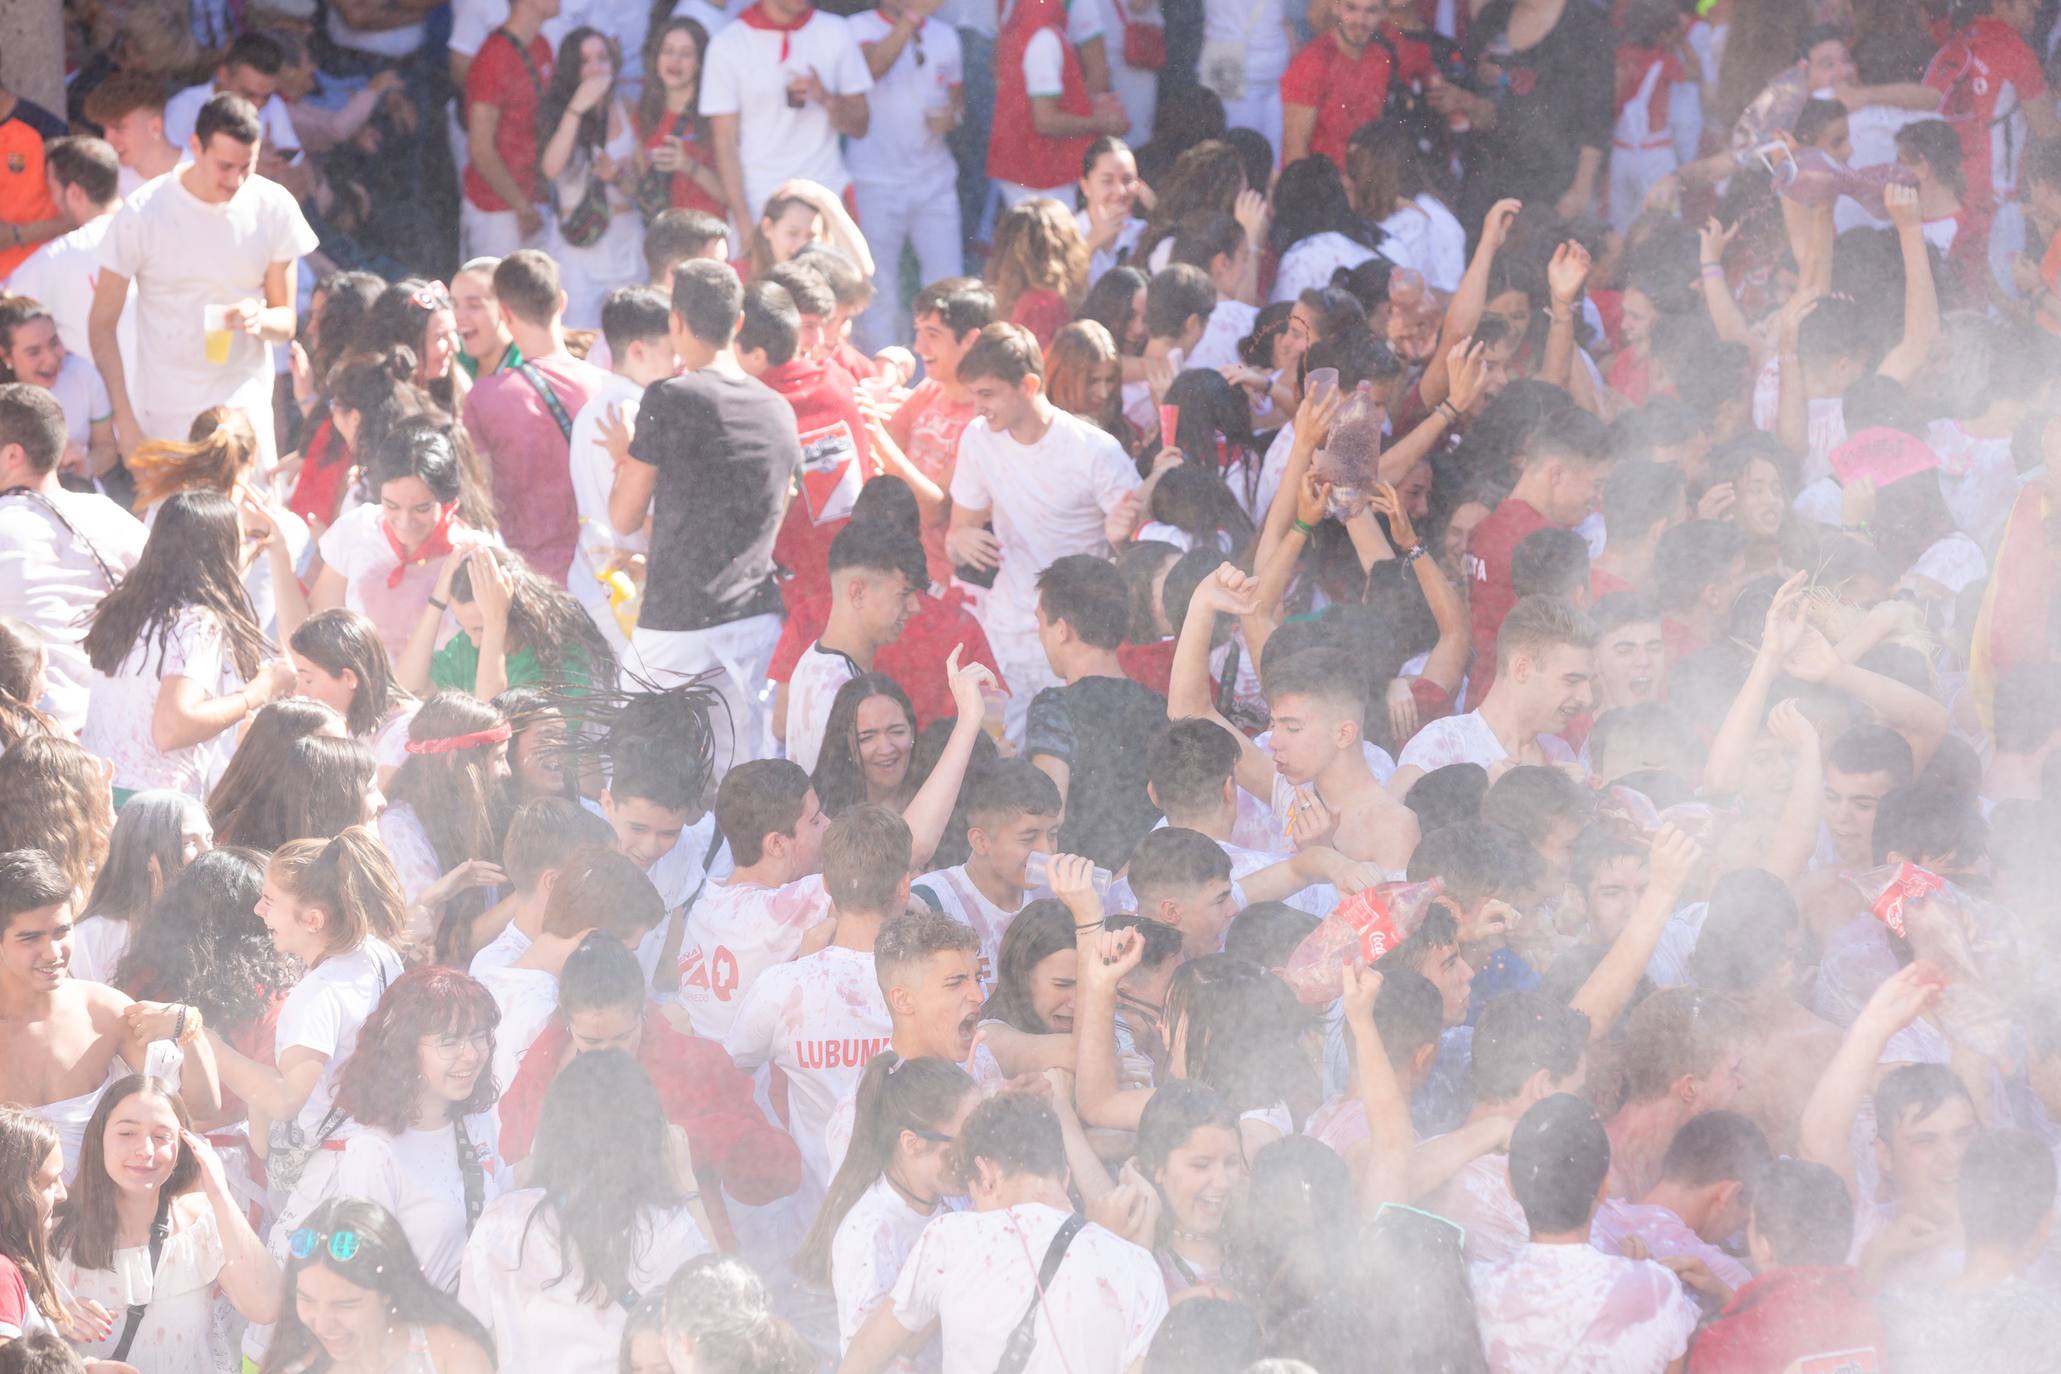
[
  {"xmin": 852, "ymin": 173, "xmax": 965, "ymax": 353},
  {"xmin": 624, "ymin": 612, "xmax": 783, "ymax": 777}
]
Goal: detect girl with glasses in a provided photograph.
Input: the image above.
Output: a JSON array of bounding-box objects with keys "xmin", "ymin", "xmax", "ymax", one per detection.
[
  {"xmin": 262, "ymin": 1197, "xmax": 494, "ymax": 1374},
  {"xmin": 271, "ymin": 969, "xmax": 507, "ymax": 1296},
  {"xmin": 50, "ymin": 1075, "xmax": 280, "ymax": 1373},
  {"xmin": 792, "ymin": 1052, "xmax": 976, "ymax": 1359}
]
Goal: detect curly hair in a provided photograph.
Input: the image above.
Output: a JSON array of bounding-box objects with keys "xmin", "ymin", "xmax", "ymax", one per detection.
[
  {"xmin": 986, "ymin": 198, "xmax": 1091, "ymax": 318},
  {"xmin": 0, "ymin": 737, "xmax": 114, "ymax": 899},
  {"xmin": 449, "ymin": 546, "xmax": 615, "ymax": 691},
  {"xmin": 386, "ymin": 693, "xmax": 505, "ymax": 961},
  {"xmin": 118, "ymin": 847, "xmax": 294, "ymax": 1034},
  {"xmin": 333, "ymin": 966, "xmax": 501, "ymax": 1133},
  {"xmin": 0, "ymin": 615, "xmax": 56, "ymax": 750}
]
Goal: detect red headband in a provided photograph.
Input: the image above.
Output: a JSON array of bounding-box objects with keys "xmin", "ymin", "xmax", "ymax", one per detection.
[{"xmin": 404, "ymin": 721, "xmax": 513, "ymax": 755}]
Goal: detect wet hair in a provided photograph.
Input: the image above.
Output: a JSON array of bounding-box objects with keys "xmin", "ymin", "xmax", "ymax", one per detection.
[
  {"xmin": 1167, "ymin": 958, "xmax": 1316, "ymax": 1119},
  {"xmin": 1494, "ymin": 595, "xmax": 1596, "ymax": 674},
  {"xmin": 291, "ymin": 608, "xmax": 410, "ymax": 738},
  {"xmin": 1872, "ymin": 780, "xmax": 1985, "ymax": 866},
  {"xmin": 1129, "ymin": 827, "xmax": 1233, "ymax": 908},
  {"xmin": 1751, "ymin": 1157, "xmax": 1854, "ymax": 1266},
  {"xmin": 125, "ymin": 406, "xmax": 258, "ymax": 512},
  {"xmin": 1221, "ymin": 904, "xmax": 1319, "ymax": 972},
  {"xmin": 981, "ymin": 899, "xmax": 1077, "ymax": 1033},
  {"xmin": 522, "ymin": 1050, "xmax": 687, "ymax": 1304},
  {"xmin": 874, "ymin": 910, "xmax": 979, "ymax": 1004},
  {"xmin": 387, "ymin": 693, "xmax": 505, "ymax": 961},
  {"xmin": 0, "ymin": 1108, "xmax": 64, "ymax": 1324},
  {"xmin": 50, "ymin": 1075, "xmax": 196, "ymax": 1270},
  {"xmin": 504, "ymin": 797, "xmax": 611, "ymax": 892},
  {"xmin": 1404, "ymin": 764, "xmax": 1489, "ymax": 832},
  {"xmin": 1510, "ymin": 527, "xmax": 1590, "ymax": 602},
  {"xmin": 1688, "ymin": 868, "xmax": 1800, "ymax": 993},
  {"xmin": 206, "ymin": 698, "xmax": 348, "ymax": 843},
  {"xmin": 1481, "ymin": 766, "xmax": 1596, "ymax": 852},
  {"xmin": 793, "ymin": 1053, "xmax": 974, "ymax": 1284},
  {"xmin": 83, "ymin": 490, "xmax": 268, "ymax": 681},
  {"xmin": 963, "ymin": 758, "xmax": 1061, "ymax": 832},
  {"xmin": 220, "ymin": 734, "xmax": 376, "ymax": 853},
  {"xmin": 1470, "ymin": 991, "xmax": 1590, "ymax": 1105},
  {"xmin": 1036, "ymin": 554, "xmax": 1132, "ymax": 650},
  {"xmin": 268, "ymin": 827, "xmax": 408, "ymax": 953},
  {"xmin": 1365, "ymin": 967, "xmax": 1446, "ymax": 1078},
  {"xmin": 956, "ymin": 1092, "xmax": 1066, "ymax": 1183},
  {"xmin": 449, "ymin": 546, "xmax": 615, "ymax": 689},
  {"xmin": 1875, "ymin": 1062, "xmax": 1975, "ymax": 1142},
  {"xmin": 1652, "ymin": 520, "xmax": 1748, "ymax": 613},
  {"xmin": 571, "ymin": 677, "xmax": 721, "ymax": 816},
  {"xmin": 662, "ymin": 1254, "xmax": 818, "ymax": 1374},
  {"xmin": 1406, "ymin": 822, "xmax": 1537, "ymax": 914},
  {"xmin": 260, "ymin": 1197, "xmax": 493, "ymax": 1374},
  {"xmin": 1660, "ymin": 1108, "xmax": 1772, "ymax": 1202},
  {"xmin": 78, "ymin": 791, "xmax": 206, "ymax": 928},
  {"xmin": 1355, "ymin": 1191, "xmax": 1490, "ymax": 1373},
  {"xmin": 1614, "ymin": 987, "xmax": 1746, "ymax": 1106},
  {"xmin": 334, "ymin": 966, "xmax": 501, "ymax": 1133},
  {"xmin": 117, "ymin": 846, "xmax": 290, "ymax": 1035},
  {"xmin": 810, "ymin": 673, "xmax": 919, "ymax": 816},
  {"xmin": 1508, "ymin": 1093, "xmax": 1611, "ymax": 1235},
  {"xmin": 1147, "ymin": 719, "xmax": 1241, "ymax": 818},
  {"xmin": 0, "ymin": 738, "xmax": 115, "ymax": 902}
]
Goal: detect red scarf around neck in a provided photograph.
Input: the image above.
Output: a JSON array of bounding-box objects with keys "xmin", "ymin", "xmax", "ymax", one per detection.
[
  {"xmin": 739, "ymin": 2, "xmax": 812, "ymax": 61},
  {"xmin": 384, "ymin": 502, "xmax": 458, "ymax": 589}
]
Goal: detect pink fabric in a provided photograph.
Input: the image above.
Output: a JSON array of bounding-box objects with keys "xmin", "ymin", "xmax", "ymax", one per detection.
[
  {"xmin": 1471, "ymin": 1242, "xmax": 1700, "ymax": 1374},
  {"xmin": 1589, "ymin": 1198, "xmax": 1753, "ymax": 1313},
  {"xmin": 1827, "ymin": 426, "xmax": 1940, "ymax": 488}
]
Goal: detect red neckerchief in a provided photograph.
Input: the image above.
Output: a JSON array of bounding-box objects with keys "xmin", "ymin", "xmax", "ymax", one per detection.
[
  {"xmin": 739, "ymin": 2, "xmax": 811, "ymax": 61},
  {"xmin": 384, "ymin": 502, "xmax": 457, "ymax": 589}
]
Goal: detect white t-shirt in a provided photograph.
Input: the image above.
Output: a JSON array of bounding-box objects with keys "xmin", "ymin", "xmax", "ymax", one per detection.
[
  {"xmin": 460, "ymin": 1189, "xmax": 710, "ymax": 1374},
  {"xmin": 910, "ymin": 864, "xmax": 1020, "ymax": 989},
  {"xmin": 721, "ymin": 944, "xmax": 891, "ymax": 1203},
  {"xmin": 846, "ymin": 12, "xmax": 962, "ymax": 186},
  {"xmin": 448, "ymin": 0, "xmax": 580, "ymax": 57},
  {"xmin": 1204, "ymin": 0, "xmax": 1289, "ymax": 87},
  {"xmin": 699, "ymin": 10, "xmax": 874, "ymax": 216},
  {"xmin": 1395, "ymin": 709, "xmax": 1579, "ymax": 778},
  {"xmin": 833, "ymin": 1176, "xmax": 938, "ymax": 1354},
  {"xmin": 948, "ymin": 408, "xmax": 1141, "ymax": 641},
  {"xmin": 98, "ymin": 165, "xmax": 319, "ymax": 428},
  {"xmin": 1924, "ymin": 418, "xmax": 2023, "ymax": 547},
  {"xmin": 81, "ymin": 605, "xmax": 247, "ymax": 797},
  {"xmin": 468, "ymin": 921, "xmax": 532, "ymax": 981},
  {"xmin": 1270, "ymin": 231, "xmax": 1380, "ymax": 304},
  {"xmin": 1185, "ymin": 298, "xmax": 1259, "ymax": 373},
  {"xmin": 46, "ymin": 352, "xmax": 111, "ymax": 456},
  {"xmin": 677, "ymin": 873, "xmax": 834, "ymax": 1039},
  {"xmin": 477, "ymin": 965, "xmax": 560, "ymax": 1119},
  {"xmin": 6, "ymin": 215, "xmax": 140, "ymax": 382},
  {"xmin": 888, "ymin": 1203, "xmax": 1167, "ymax": 1374},
  {"xmin": 671, "ymin": 0, "xmax": 750, "ymax": 36},
  {"xmin": 1469, "ymin": 1242, "xmax": 1699, "ymax": 1374},
  {"xmin": 567, "ymin": 373, "xmax": 650, "ymax": 631},
  {"xmin": 162, "ymin": 84, "xmax": 302, "ymax": 160},
  {"xmin": 275, "ymin": 939, "xmax": 406, "ymax": 1136},
  {"xmin": 823, "ymin": 1041, "xmax": 1005, "ymax": 1181},
  {"xmin": 0, "ymin": 486, "xmax": 145, "ymax": 734},
  {"xmin": 66, "ymin": 914, "xmax": 133, "ymax": 987},
  {"xmin": 376, "ymin": 803, "xmax": 444, "ymax": 940},
  {"xmin": 1377, "ymin": 195, "xmax": 1467, "ymax": 293},
  {"xmin": 785, "ymin": 643, "xmax": 860, "ymax": 773}
]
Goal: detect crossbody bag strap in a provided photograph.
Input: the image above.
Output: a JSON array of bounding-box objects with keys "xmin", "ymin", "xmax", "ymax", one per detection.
[
  {"xmin": 0, "ymin": 486, "xmax": 119, "ymax": 588},
  {"xmin": 653, "ymin": 824, "xmax": 729, "ymax": 995},
  {"xmin": 108, "ymin": 1191, "xmax": 174, "ymax": 1362},
  {"xmin": 495, "ymin": 28, "xmax": 545, "ymax": 98},
  {"xmin": 515, "ymin": 361, "xmax": 576, "ymax": 442},
  {"xmin": 452, "ymin": 1115, "xmax": 487, "ymax": 1233},
  {"xmin": 993, "ymin": 1213, "xmax": 1086, "ymax": 1374}
]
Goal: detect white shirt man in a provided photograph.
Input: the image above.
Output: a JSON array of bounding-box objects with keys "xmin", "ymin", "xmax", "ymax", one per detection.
[
  {"xmin": 699, "ymin": 2, "xmax": 874, "ymax": 221},
  {"xmin": 7, "ymin": 185, "xmax": 138, "ymax": 385}
]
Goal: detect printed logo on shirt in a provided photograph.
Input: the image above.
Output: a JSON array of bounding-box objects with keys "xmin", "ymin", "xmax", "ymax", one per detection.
[
  {"xmin": 680, "ymin": 944, "xmax": 742, "ymax": 1000},
  {"xmin": 798, "ymin": 420, "xmax": 862, "ymax": 526},
  {"xmin": 794, "ymin": 1034, "xmax": 890, "ymax": 1070},
  {"xmin": 1791, "ymin": 1351, "xmax": 1880, "ymax": 1374}
]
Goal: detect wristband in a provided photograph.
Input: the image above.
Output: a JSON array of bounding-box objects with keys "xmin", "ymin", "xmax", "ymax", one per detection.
[
  {"xmin": 1435, "ymin": 400, "xmax": 1462, "ymax": 425},
  {"xmin": 172, "ymin": 1004, "xmax": 186, "ymax": 1044},
  {"xmin": 1546, "ymin": 305, "xmax": 1574, "ymax": 323},
  {"xmin": 1292, "ymin": 518, "xmax": 1315, "ymax": 536},
  {"xmin": 1401, "ymin": 542, "xmax": 1427, "ymax": 565},
  {"xmin": 428, "ymin": 596, "xmax": 448, "ymax": 611},
  {"xmin": 1699, "ymin": 262, "xmax": 1726, "ymax": 277},
  {"xmin": 1075, "ymin": 921, "xmax": 1105, "ymax": 933}
]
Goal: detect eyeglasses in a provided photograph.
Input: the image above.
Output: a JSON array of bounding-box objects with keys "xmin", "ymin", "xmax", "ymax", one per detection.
[
  {"xmin": 1374, "ymin": 1202, "xmax": 1466, "ymax": 1248},
  {"xmin": 424, "ymin": 1032, "xmax": 491, "ymax": 1062},
  {"xmin": 290, "ymin": 1228, "xmax": 362, "ymax": 1262},
  {"xmin": 410, "ymin": 281, "xmax": 453, "ymax": 312},
  {"xmin": 909, "ymin": 1128, "xmax": 955, "ymax": 1145}
]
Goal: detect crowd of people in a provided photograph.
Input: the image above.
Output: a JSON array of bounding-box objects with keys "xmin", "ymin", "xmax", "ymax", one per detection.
[{"xmin": 5, "ymin": 0, "xmax": 2061, "ymax": 1369}]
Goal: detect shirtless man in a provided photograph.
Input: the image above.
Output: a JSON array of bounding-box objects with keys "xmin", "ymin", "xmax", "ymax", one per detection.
[
  {"xmin": 0, "ymin": 849, "xmax": 220, "ymax": 1173},
  {"xmin": 1168, "ymin": 564, "xmax": 1419, "ymax": 874}
]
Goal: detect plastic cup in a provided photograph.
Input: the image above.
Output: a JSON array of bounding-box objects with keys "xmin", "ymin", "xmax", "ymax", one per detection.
[
  {"xmin": 1304, "ymin": 367, "xmax": 1340, "ymax": 406},
  {"xmin": 203, "ymin": 305, "xmax": 232, "ymax": 365}
]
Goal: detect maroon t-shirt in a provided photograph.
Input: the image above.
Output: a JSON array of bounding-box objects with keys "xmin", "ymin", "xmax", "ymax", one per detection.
[
  {"xmin": 1463, "ymin": 496, "xmax": 1548, "ymax": 699},
  {"xmin": 461, "ymin": 350, "xmax": 607, "ymax": 584}
]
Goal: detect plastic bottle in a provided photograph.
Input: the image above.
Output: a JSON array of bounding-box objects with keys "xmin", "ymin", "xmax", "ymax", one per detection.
[
  {"xmin": 1314, "ymin": 380, "xmax": 1385, "ymax": 518},
  {"xmin": 1023, "ymin": 852, "xmax": 1115, "ymax": 901}
]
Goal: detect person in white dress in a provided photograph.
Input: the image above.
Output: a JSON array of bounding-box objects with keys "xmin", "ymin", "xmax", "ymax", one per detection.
[
  {"xmin": 260, "ymin": 1196, "xmax": 497, "ymax": 1374},
  {"xmin": 68, "ymin": 792, "xmax": 213, "ymax": 988},
  {"xmin": 50, "ymin": 1076, "xmax": 281, "ymax": 1374},
  {"xmin": 79, "ymin": 491, "xmax": 297, "ymax": 800},
  {"xmin": 459, "ymin": 1050, "xmax": 713, "ymax": 1374},
  {"xmin": 539, "ymin": 30, "xmax": 647, "ymax": 328},
  {"xmin": 792, "ymin": 1052, "xmax": 977, "ymax": 1355}
]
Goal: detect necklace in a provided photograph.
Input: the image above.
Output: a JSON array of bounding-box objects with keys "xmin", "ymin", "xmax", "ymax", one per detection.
[{"xmin": 885, "ymin": 1167, "xmax": 939, "ymax": 1212}]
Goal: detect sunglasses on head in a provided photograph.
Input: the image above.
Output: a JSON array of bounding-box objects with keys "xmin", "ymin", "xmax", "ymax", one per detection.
[
  {"xmin": 410, "ymin": 281, "xmax": 453, "ymax": 312},
  {"xmin": 290, "ymin": 1228, "xmax": 362, "ymax": 1262}
]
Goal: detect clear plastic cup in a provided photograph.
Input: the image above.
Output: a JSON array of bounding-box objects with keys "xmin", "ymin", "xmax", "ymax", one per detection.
[
  {"xmin": 203, "ymin": 305, "xmax": 232, "ymax": 365},
  {"xmin": 1023, "ymin": 852, "xmax": 1114, "ymax": 900},
  {"xmin": 1304, "ymin": 366, "xmax": 1340, "ymax": 407}
]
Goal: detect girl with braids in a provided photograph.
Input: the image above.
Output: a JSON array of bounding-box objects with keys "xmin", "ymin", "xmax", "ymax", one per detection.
[
  {"xmin": 792, "ymin": 1052, "xmax": 976, "ymax": 1356},
  {"xmin": 0, "ymin": 615, "xmax": 56, "ymax": 750},
  {"xmin": 259, "ymin": 1196, "xmax": 495, "ymax": 1374},
  {"xmin": 273, "ymin": 969, "xmax": 508, "ymax": 1294},
  {"xmin": 309, "ymin": 420, "xmax": 499, "ymax": 662},
  {"xmin": 81, "ymin": 490, "xmax": 296, "ymax": 801},
  {"xmin": 377, "ymin": 693, "xmax": 510, "ymax": 960},
  {"xmin": 459, "ymin": 1051, "xmax": 712, "ymax": 1374},
  {"xmin": 127, "ymin": 405, "xmax": 312, "ymax": 639},
  {"xmin": 292, "ymin": 607, "xmax": 422, "ymax": 784},
  {"xmin": 68, "ymin": 790, "xmax": 211, "ymax": 986},
  {"xmin": 202, "ymin": 828, "xmax": 407, "ymax": 1172},
  {"xmin": 50, "ymin": 1077, "xmax": 280, "ymax": 1372},
  {"xmin": 0, "ymin": 737, "xmax": 116, "ymax": 900},
  {"xmin": 398, "ymin": 545, "xmax": 612, "ymax": 701}
]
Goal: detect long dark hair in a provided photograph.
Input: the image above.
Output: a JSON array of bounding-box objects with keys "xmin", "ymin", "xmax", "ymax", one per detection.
[
  {"xmin": 1079, "ymin": 267, "xmax": 1149, "ymax": 354},
  {"xmin": 810, "ymin": 672, "xmax": 919, "ymax": 816},
  {"xmin": 638, "ymin": 16, "xmax": 709, "ymax": 136},
  {"xmin": 80, "ymin": 790, "xmax": 207, "ymax": 926},
  {"xmin": 1166, "ymin": 957, "xmax": 1317, "ymax": 1123},
  {"xmin": 83, "ymin": 490, "xmax": 268, "ymax": 680},
  {"xmin": 1163, "ymin": 367, "xmax": 1261, "ymax": 537},
  {"xmin": 367, "ymin": 416, "xmax": 497, "ymax": 534},
  {"xmin": 117, "ymin": 846, "xmax": 294, "ymax": 1037},
  {"xmin": 292, "ymin": 608, "xmax": 411, "ymax": 737},
  {"xmin": 450, "ymin": 547, "xmax": 616, "ymax": 690},
  {"xmin": 793, "ymin": 1053, "xmax": 974, "ymax": 1286},
  {"xmin": 260, "ymin": 1197, "xmax": 496, "ymax": 1374},
  {"xmin": 1224, "ymin": 1136, "xmax": 1361, "ymax": 1332},
  {"xmin": 387, "ymin": 693, "xmax": 504, "ymax": 963},
  {"xmin": 0, "ymin": 615, "xmax": 55, "ymax": 750},
  {"xmin": 1135, "ymin": 1080, "xmax": 1243, "ymax": 1249},
  {"xmin": 980, "ymin": 899, "xmax": 1076, "ymax": 1033},
  {"xmin": 0, "ymin": 1108, "xmax": 63, "ymax": 1324},
  {"xmin": 1270, "ymin": 156, "xmax": 1385, "ymax": 258},
  {"xmin": 522, "ymin": 1050, "xmax": 688, "ymax": 1306},
  {"xmin": 207, "ymin": 698, "xmax": 348, "ymax": 838},
  {"xmin": 334, "ymin": 967, "xmax": 500, "ymax": 1133},
  {"xmin": 1351, "ymin": 1191, "xmax": 1491, "ymax": 1373},
  {"xmin": 539, "ymin": 26, "xmax": 618, "ymax": 154},
  {"xmin": 51, "ymin": 1075, "xmax": 198, "ymax": 1270}
]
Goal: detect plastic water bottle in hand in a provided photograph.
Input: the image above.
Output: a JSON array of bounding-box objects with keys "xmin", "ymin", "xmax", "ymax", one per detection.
[
  {"xmin": 1024, "ymin": 852, "xmax": 1114, "ymax": 901},
  {"xmin": 1314, "ymin": 381, "xmax": 1384, "ymax": 518}
]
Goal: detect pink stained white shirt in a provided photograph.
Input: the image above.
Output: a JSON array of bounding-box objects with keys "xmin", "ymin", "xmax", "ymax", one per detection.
[
  {"xmin": 1395, "ymin": 709, "xmax": 1580, "ymax": 779},
  {"xmin": 1589, "ymin": 1197, "xmax": 1752, "ymax": 1314},
  {"xmin": 823, "ymin": 1041, "xmax": 1007, "ymax": 1181},
  {"xmin": 720, "ymin": 944, "xmax": 891, "ymax": 1207},
  {"xmin": 909, "ymin": 864, "xmax": 1022, "ymax": 990},
  {"xmin": 1423, "ymin": 1146, "xmax": 1531, "ymax": 1268},
  {"xmin": 1471, "ymin": 1241, "xmax": 1700, "ymax": 1374},
  {"xmin": 678, "ymin": 873, "xmax": 835, "ymax": 1040}
]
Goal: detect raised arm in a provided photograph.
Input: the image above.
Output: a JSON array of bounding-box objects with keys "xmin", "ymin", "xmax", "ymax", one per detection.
[
  {"xmin": 1067, "ymin": 883, "xmax": 1158, "ymax": 1132},
  {"xmin": 1378, "ymin": 341, "xmax": 1485, "ymax": 486},
  {"xmin": 1782, "ymin": 620, "xmax": 1949, "ymax": 771},
  {"xmin": 1537, "ymin": 241, "xmax": 1592, "ymax": 400},
  {"xmin": 1704, "ymin": 571, "xmax": 1806, "ymax": 792},
  {"xmin": 1761, "ymin": 700, "xmax": 1825, "ymax": 881},
  {"xmin": 1169, "ymin": 564, "xmax": 1277, "ymax": 802},
  {"xmin": 1569, "ymin": 825, "xmax": 1700, "ymax": 1038},
  {"xmin": 1341, "ymin": 964, "xmax": 1413, "ymax": 1209},
  {"xmin": 1875, "ymin": 184, "xmax": 1938, "ymax": 386},
  {"xmin": 1799, "ymin": 962, "xmax": 1938, "ymax": 1190},
  {"xmin": 1370, "ymin": 484, "xmax": 1468, "ymax": 699},
  {"xmin": 1419, "ymin": 199, "xmax": 1521, "ymax": 412},
  {"xmin": 899, "ymin": 649, "xmax": 997, "ymax": 867}
]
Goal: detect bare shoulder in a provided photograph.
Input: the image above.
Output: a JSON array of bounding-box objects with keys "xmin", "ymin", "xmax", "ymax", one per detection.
[{"xmin": 425, "ymin": 1324, "xmax": 496, "ymax": 1374}]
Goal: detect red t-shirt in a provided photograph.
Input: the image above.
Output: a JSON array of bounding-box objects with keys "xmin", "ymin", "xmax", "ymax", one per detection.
[
  {"xmin": 463, "ymin": 31, "xmax": 553, "ymax": 212},
  {"xmin": 1589, "ymin": 565, "xmax": 1633, "ymax": 599},
  {"xmin": 1685, "ymin": 1265, "xmax": 1884, "ymax": 1374},
  {"xmin": 1662, "ymin": 614, "xmax": 1706, "ymax": 662},
  {"xmin": 1381, "ymin": 21, "xmax": 1439, "ymax": 88},
  {"xmin": 1010, "ymin": 289, "xmax": 1073, "ymax": 352},
  {"xmin": 1463, "ymin": 496, "xmax": 1548, "ymax": 700},
  {"xmin": 0, "ymin": 1254, "xmax": 32, "ymax": 1341},
  {"xmin": 1116, "ymin": 638, "xmax": 1178, "ymax": 697},
  {"xmin": 1280, "ymin": 32, "xmax": 1396, "ymax": 169},
  {"xmin": 765, "ymin": 356, "xmax": 876, "ymax": 614},
  {"xmin": 1924, "ymin": 16, "xmax": 2045, "ymax": 206},
  {"xmin": 768, "ymin": 588, "xmax": 1007, "ymax": 729},
  {"xmin": 638, "ymin": 109, "xmax": 725, "ymax": 217},
  {"xmin": 887, "ymin": 379, "xmax": 979, "ymax": 585}
]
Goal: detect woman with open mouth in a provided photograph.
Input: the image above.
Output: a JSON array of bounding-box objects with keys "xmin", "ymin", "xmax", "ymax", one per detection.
[{"xmin": 1136, "ymin": 1079, "xmax": 1250, "ymax": 1301}]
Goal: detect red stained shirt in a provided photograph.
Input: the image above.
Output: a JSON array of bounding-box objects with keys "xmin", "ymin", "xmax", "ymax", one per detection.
[
  {"xmin": 1462, "ymin": 496, "xmax": 1548, "ymax": 700},
  {"xmin": 765, "ymin": 356, "xmax": 877, "ymax": 614},
  {"xmin": 1280, "ymin": 31, "xmax": 1396, "ymax": 169},
  {"xmin": 1010, "ymin": 288, "xmax": 1073, "ymax": 352},
  {"xmin": 768, "ymin": 587, "xmax": 1006, "ymax": 729},
  {"xmin": 1686, "ymin": 1266, "xmax": 1885, "ymax": 1374},
  {"xmin": 887, "ymin": 379, "xmax": 979, "ymax": 585},
  {"xmin": 462, "ymin": 30, "xmax": 553, "ymax": 212},
  {"xmin": 1925, "ymin": 16, "xmax": 2045, "ymax": 206}
]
